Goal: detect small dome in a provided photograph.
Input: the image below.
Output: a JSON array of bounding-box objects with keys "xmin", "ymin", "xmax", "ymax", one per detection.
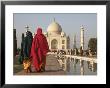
[
  {"xmin": 47, "ymin": 20, "xmax": 62, "ymax": 34},
  {"xmin": 61, "ymin": 31, "xmax": 66, "ymax": 37}
]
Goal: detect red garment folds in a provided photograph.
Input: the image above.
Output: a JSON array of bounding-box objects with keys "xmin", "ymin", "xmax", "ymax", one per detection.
[{"xmin": 30, "ymin": 28, "xmax": 49, "ymax": 71}]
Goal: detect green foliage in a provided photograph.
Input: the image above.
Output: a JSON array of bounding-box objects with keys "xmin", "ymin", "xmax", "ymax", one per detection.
[{"xmin": 88, "ymin": 38, "xmax": 97, "ymax": 53}]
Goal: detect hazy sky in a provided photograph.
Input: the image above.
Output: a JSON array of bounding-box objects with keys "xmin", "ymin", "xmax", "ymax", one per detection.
[{"xmin": 14, "ymin": 13, "xmax": 97, "ymax": 49}]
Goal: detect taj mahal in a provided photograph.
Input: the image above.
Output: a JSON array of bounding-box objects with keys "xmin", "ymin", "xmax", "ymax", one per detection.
[
  {"xmin": 42, "ymin": 19, "xmax": 84, "ymax": 51},
  {"xmin": 43, "ymin": 19, "xmax": 70, "ymax": 50}
]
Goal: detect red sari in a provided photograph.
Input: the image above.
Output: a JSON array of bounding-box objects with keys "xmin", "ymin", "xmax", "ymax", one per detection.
[{"xmin": 30, "ymin": 28, "xmax": 49, "ymax": 72}]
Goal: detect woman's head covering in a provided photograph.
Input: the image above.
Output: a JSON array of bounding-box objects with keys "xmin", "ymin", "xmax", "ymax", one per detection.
[{"xmin": 37, "ymin": 27, "xmax": 42, "ymax": 35}]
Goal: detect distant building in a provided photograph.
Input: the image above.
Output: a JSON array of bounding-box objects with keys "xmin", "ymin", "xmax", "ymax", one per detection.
[{"xmin": 43, "ymin": 19, "xmax": 70, "ymax": 50}]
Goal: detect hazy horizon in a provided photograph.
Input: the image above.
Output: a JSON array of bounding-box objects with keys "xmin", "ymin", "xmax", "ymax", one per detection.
[{"xmin": 14, "ymin": 13, "xmax": 97, "ymax": 49}]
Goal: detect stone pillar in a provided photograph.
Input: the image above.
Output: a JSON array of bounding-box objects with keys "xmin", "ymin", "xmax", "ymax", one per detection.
[
  {"xmin": 80, "ymin": 25, "xmax": 84, "ymax": 50},
  {"xmin": 50, "ymin": 39, "xmax": 51, "ymax": 50},
  {"xmin": 73, "ymin": 34, "xmax": 76, "ymax": 49},
  {"xmin": 67, "ymin": 36, "xmax": 70, "ymax": 49}
]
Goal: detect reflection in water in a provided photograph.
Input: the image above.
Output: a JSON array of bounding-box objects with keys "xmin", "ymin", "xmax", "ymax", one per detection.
[
  {"xmin": 73, "ymin": 61, "xmax": 76, "ymax": 73},
  {"xmin": 67, "ymin": 59, "xmax": 70, "ymax": 72},
  {"xmin": 87, "ymin": 61, "xmax": 97, "ymax": 72},
  {"xmin": 57, "ymin": 56, "xmax": 97, "ymax": 75},
  {"xmin": 80, "ymin": 66, "xmax": 84, "ymax": 75}
]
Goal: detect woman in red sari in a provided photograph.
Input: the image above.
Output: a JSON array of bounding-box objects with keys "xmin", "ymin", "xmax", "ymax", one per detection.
[{"xmin": 30, "ymin": 27, "xmax": 49, "ymax": 72}]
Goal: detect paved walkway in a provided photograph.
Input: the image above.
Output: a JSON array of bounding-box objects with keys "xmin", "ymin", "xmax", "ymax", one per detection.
[{"xmin": 14, "ymin": 54, "xmax": 66, "ymax": 75}]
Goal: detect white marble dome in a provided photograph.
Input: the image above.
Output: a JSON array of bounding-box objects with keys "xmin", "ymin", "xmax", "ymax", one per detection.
[{"xmin": 47, "ymin": 20, "xmax": 62, "ymax": 34}]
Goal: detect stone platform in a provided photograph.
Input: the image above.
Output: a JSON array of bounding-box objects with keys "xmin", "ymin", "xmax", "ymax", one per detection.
[{"xmin": 14, "ymin": 54, "xmax": 66, "ymax": 75}]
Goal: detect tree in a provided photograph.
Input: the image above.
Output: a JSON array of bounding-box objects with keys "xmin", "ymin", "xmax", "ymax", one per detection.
[{"xmin": 88, "ymin": 38, "xmax": 97, "ymax": 54}]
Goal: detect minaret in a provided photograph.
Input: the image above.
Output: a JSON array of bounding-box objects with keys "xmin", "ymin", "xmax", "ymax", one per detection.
[
  {"xmin": 67, "ymin": 36, "xmax": 70, "ymax": 49},
  {"xmin": 80, "ymin": 25, "xmax": 84, "ymax": 50},
  {"xmin": 73, "ymin": 34, "xmax": 76, "ymax": 49}
]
